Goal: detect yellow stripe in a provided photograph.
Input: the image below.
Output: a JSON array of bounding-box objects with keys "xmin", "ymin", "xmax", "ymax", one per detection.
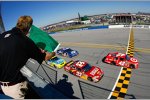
[
  {"xmin": 117, "ymin": 83, "xmax": 123, "ymax": 87},
  {"xmin": 112, "ymin": 92, "xmax": 119, "ymax": 97},
  {"xmin": 120, "ymin": 88, "xmax": 127, "ymax": 93},
  {"xmin": 123, "ymin": 80, "xmax": 129, "ymax": 84},
  {"xmin": 125, "ymin": 74, "xmax": 131, "ymax": 77}
]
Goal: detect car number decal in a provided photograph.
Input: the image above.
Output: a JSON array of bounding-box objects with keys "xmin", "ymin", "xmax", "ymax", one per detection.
[{"xmin": 76, "ymin": 61, "xmax": 85, "ymax": 67}]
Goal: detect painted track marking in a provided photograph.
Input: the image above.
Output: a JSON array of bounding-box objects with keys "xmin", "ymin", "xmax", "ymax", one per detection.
[{"xmin": 109, "ymin": 27, "xmax": 134, "ymax": 99}]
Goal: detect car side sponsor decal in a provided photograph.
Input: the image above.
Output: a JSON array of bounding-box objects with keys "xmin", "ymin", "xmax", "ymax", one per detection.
[
  {"xmin": 90, "ymin": 68, "xmax": 99, "ymax": 76},
  {"xmin": 118, "ymin": 61, "xmax": 126, "ymax": 66}
]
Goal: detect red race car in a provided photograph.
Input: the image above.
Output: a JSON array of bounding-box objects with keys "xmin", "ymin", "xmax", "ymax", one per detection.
[
  {"xmin": 64, "ymin": 60, "xmax": 104, "ymax": 82},
  {"xmin": 102, "ymin": 52, "xmax": 139, "ymax": 69}
]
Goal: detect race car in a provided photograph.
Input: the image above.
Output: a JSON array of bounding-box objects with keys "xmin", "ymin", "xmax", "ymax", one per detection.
[
  {"xmin": 57, "ymin": 48, "xmax": 79, "ymax": 58},
  {"xmin": 46, "ymin": 56, "xmax": 66, "ymax": 69},
  {"xmin": 102, "ymin": 52, "xmax": 139, "ymax": 69},
  {"xmin": 64, "ymin": 60, "xmax": 104, "ymax": 82}
]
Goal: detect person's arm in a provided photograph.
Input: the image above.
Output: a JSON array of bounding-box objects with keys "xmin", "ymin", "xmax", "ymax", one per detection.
[
  {"xmin": 26, "ymin": 38, "xmax": 55, "ymax": 64},
  {"xmin": 40, "ymin": 48, "xmax": 55, "ymax": 60},
  {"xmin": 45, "ymin": 51, "xmax": 55, "ymax": 60}
]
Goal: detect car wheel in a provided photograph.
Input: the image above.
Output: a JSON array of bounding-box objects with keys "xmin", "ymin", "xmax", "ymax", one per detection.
[
  {"xmin": 87, "ymin": 77, "xmax": 93, "ymax": 82},
  {"xmin": 54, "ymin": 65, "xmax": 57, "ymax": 68},
  {"xmin": 130, "ymin": 64, "xmax": 135, "ymax": 69},
  {"xmin": 111, "ymin": 61, "xmax": 116, "ymax": 65},
  {"xmin": 63, "ymin": 53, "xmax": 68, "ymax": 57},
  {"xmin": 102, "ymin": 57, "xmax": 106, "ymax": 62},
  {"xmin": 69, "ymin": 71, "xmax": 73, "ymax": 74},
  {"xmin": 65, "ymin": 69, "xmax": 69, "ymax": 72}
]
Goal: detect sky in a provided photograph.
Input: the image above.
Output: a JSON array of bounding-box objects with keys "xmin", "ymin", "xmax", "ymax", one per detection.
[{"xmin": 1, "ymin": 1, "xmax": 150, "ymax": 30}]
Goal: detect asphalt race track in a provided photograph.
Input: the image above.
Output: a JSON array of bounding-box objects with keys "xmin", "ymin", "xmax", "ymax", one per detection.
[{"xmin": 28, "ymin": 28, "xmax": 150, "ymax": 99}]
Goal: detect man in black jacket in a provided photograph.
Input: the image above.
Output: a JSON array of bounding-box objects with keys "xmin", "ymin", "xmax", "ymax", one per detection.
[{"xmin": 0, "ymin": 16, "xmax": 55, "ymax": 99}]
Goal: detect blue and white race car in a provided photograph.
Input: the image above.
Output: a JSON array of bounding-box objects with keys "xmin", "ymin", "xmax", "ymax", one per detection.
[{"xmin": 57, "ymin": 48, "xmax": 79, "ymax": 58}]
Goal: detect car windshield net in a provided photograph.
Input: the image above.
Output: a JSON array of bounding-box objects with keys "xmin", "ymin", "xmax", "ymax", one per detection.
[{"xmin": 83, "ymin": 64, "xmax": 92, "ymax": 72}]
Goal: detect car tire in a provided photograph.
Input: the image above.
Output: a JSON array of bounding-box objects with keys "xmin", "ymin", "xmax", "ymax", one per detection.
[
  {"xmin": 69, "ymin": 71, "xmax": 73, "ymax": 74},
  {"xmin": 54, "ymin": 65, "xmax": 57, "ymax": 68},
  {"xmin": 130, "ymin": 64, "xmax": 135, "ymax": 69},
  {"xmin": 87, "ymin": 77, "xmax": 93, "ymax": 82},
  {"xmin": 111, "ymin": 61, "xmax": 116, "ymax": 65},
  {"xmin": 63, "ymin": 53, "xmax": 68, "ymax": 57},
  {"xmin": 102, "ymin": 57, "xmax": 106, "ymax": 62}
]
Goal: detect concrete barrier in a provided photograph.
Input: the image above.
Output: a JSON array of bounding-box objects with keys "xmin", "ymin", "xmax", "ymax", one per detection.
[{"xmin": 109, "ymin": 25, "xmax": 124, "ymax": 28}]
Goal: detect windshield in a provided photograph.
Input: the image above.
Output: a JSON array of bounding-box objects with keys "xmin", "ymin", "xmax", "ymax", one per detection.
[
  {"xmin": 112, "ymin": 53, "xmax": 116, "ymax": 57},
  {"xmin": 65, "ymin": 48, "xmax": 72, "ymax": 52},
  {"xmin": 83, "ymin": 64, "xmax": 92, "ymax": 72},
  {"xmin": 126, "ymin": 55, "xmax": 130, "ymax": 60}
]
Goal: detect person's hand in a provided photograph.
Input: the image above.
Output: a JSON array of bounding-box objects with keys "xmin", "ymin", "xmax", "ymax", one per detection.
[
  {"xmin": 40, "ymin": 48, "xmax": 46, "ymax": 53},
  {"xmin": 45, "ymin": 52, "xmax": 55, "ymax": 60}
]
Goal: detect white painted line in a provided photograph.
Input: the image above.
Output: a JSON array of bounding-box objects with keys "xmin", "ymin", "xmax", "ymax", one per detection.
[
  {"xmin": 107, "ymin": 26, "xmax": 132, "ymax": 99},
  {"xmin": 107, "ymin": 67, "xmax": 123, "ymax": 99}
]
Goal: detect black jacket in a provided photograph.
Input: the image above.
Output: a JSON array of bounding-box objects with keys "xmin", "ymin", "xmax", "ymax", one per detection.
[{"xmin": 0, "ymin": 27, "xmax": 46, "ymax": 83}]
